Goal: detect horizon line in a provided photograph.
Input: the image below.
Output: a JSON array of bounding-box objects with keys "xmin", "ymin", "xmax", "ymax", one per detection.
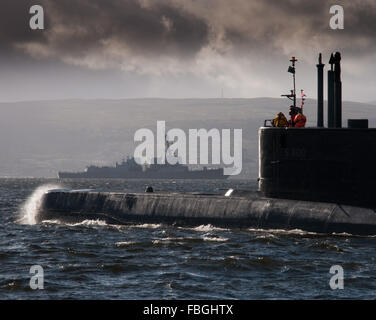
[{"xmin": 0, "ymin": 96, "xmax": 374, "ymax": 105}]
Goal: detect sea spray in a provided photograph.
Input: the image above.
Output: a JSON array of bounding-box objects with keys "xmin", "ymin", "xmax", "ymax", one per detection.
[{"xmin": 19, "ymin": 184, "xmax": 62, "ymax": 225}]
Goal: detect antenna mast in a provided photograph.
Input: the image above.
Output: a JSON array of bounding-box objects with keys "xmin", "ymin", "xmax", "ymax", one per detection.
[{"xmin": 281, "ymin": 56, "xmax": 298, "ymax": 108}]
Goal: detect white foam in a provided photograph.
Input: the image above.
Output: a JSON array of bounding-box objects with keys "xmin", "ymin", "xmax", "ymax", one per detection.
[
  {"xmin": 247, "ymin": 227, "xmax": 319, "ymax": 236},
  {"xmin": 202, "ymin": 236, "xmax": 228, "ymax": 242},
  {"xmin": 152, "ymin": 235, "xmax": 228, "ymax": 244},
  {"xmin": 68, "ymin": 219, "xmax": 108, "ymax": 227},
  {"xmin": 41, "ymin": 219, "xmax": 63, "ymax": 225},
  {"xmin": 19, "ymin": 184, "xmax": 62, "ymax": 225},
  {"xmin": 41, "ymin": 219, "xmax": 128, "ymax": 230},
  {"xmin": 255, "ymin": 234, "xmax": 277, "ymax": 239},
  {"xmin": 247, "ymin": 228, "xmax": 372, "ymax": 238},
  {"xmin": 130, "ymin": 223, "xmax": 162, "ymax": 229},
  {"xmin": 182, "ymin": 224, "xmax": 229, "ymax": 232},
  {"xmin": 152, "ymin": 237, "xmax": 190, "ymax": 244},
  {"xmin": 115, "ymin": 241, "xmax": 137, "ymax": 247}
]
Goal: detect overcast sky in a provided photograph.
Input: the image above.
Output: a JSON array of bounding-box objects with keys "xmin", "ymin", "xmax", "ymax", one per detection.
[{"xmin": 1, "ymin": 0, "xmax": 376, "ymax": 102}]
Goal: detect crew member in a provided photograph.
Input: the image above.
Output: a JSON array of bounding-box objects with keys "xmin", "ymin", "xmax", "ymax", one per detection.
[
  {"xmin": 272, "ymin": 112, "xmax": 289, "ymax": 127},
  {"xmin": 294, "ymin": 112, "xmax": 307, "ymax": 127},
  {"xmin": 289, "ymin": 105, "xmax": 302, "ymax": 127}
]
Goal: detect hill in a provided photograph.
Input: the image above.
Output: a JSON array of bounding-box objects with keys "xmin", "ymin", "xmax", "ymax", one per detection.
[{"xmin": 1, "ymin": 98, "xmax": 375, "ymax": 178}]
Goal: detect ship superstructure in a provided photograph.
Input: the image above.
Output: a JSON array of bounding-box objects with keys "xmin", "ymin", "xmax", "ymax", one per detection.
[{"xmin": 58, "ymin": 156, "xmax": 227, "ymax": 179}]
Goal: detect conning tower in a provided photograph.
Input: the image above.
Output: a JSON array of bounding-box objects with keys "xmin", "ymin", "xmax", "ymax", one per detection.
[{"xmin": 259, "ymin": 52, "xmax": 376, "ymax": 208}]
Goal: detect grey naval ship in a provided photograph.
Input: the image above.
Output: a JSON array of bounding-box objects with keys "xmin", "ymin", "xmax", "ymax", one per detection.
[{"xmin": 58, "ymin": 157, "xmax": 227, "ymax": 180}]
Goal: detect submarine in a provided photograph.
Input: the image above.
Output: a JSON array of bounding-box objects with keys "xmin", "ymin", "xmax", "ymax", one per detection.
[{"xmin": 39, "ymin": 52, "xmax": 376, "ymax": 236}]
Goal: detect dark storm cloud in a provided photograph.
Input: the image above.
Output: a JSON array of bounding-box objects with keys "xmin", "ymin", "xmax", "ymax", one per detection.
[
  {"xmin": 34, "ymin": 0, "xmax": 209, "ymax": 57},
  {"xmin": 3, "ymin": 0, "xmax": 376, "ymax": 66},
  {"xmin": 1, "ymin": 0, "xmax": 376, "ymax": 101}
]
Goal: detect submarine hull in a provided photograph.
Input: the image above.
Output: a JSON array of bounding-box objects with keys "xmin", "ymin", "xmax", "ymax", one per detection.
[{"xmin": 40, "ymin": 190, "xmax": 376, "ymax": 235}]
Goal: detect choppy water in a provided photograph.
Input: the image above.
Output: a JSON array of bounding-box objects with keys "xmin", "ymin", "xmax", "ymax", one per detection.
[{"xmin": 1, "ymin": 178, "xmax": 376, "ymax": 299}]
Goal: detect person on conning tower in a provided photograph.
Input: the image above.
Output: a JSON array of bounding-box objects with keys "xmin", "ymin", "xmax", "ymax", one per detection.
[
  {"xmin": 272, "ymin": 112, "xmax": 289, "ymax": 127},
  {"xmin": 293, "ymin": 111, "xmax": 307, "ymax": 127},
  {"xmin": 289, "ymin": 105, "xmax": 301, "ymax": 126}
]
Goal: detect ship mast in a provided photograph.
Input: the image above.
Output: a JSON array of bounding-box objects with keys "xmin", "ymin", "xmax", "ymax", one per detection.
[{"xmin": 281, "ymin": 56, "xmax": 298, "ymax": 108}]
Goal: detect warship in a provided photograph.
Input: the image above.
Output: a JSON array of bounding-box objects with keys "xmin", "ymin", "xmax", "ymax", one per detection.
[
  {"xmin": 41, "ymin": 52, "xmax": 376, "ymax": 235},
  {"xmin": 58, "ymin": 156, "xmax": 227, "ymax": 179}
]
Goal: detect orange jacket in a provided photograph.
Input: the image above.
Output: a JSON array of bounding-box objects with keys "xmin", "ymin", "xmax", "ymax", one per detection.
[{"xmin": 294, "ymin": 113, "xmax": 306, "ymax": 127}]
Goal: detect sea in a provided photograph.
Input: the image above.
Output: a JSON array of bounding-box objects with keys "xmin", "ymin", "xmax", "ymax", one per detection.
[{"xmin": 1, "ymin": 178, "xmax": 376, "ymax": 300}]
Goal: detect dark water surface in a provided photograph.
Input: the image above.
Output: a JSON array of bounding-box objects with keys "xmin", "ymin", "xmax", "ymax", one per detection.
[{"xmin": 1, "ymin": 178, "xmax": 376, "ymax": 299}]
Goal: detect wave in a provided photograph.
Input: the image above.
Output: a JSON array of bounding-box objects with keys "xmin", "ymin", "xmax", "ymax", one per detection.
[
  {"xmin": 247, "ymin": 227, "xmax": 376, "ymax": 238},
  {"xmin": 202, "ymin": 236, "xmax": 228, "ymax": 242},
  {"xmin": 70, "ymin": 219, "xmax": 108, "ymax": 227},
  {"xmin": 179, "ymin": 224, "xmax": 229, "ymax": 232},
  {"xmin": 115, "ymin": 241, "xmax": 137, "ymax": 247},
  {"xmin": 41, "ymin": 219, "xmax": 108, "ymax": 227},
  {"xmin": 247, "ymin": 228, "xmax": 320, "ymax": 236},
  {"xmin": 128, "ymin": 223, "xmax": 162, "ymax": 229},
  {"xmin": 152, "ymin": 235, "xmax": 228, "ymax": 244},
  {"xmin": 18, "ymin": 184, "xmax": 63, "ymax": 225}
]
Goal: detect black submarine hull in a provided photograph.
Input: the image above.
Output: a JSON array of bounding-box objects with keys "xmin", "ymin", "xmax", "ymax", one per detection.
[
  {"xmin": 40, "ymin": 190, "xmax": 376, "ymax": 235},
  {"xmin": 259, "ymin": 127, "xmax": 376, "ymax": 208}
]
